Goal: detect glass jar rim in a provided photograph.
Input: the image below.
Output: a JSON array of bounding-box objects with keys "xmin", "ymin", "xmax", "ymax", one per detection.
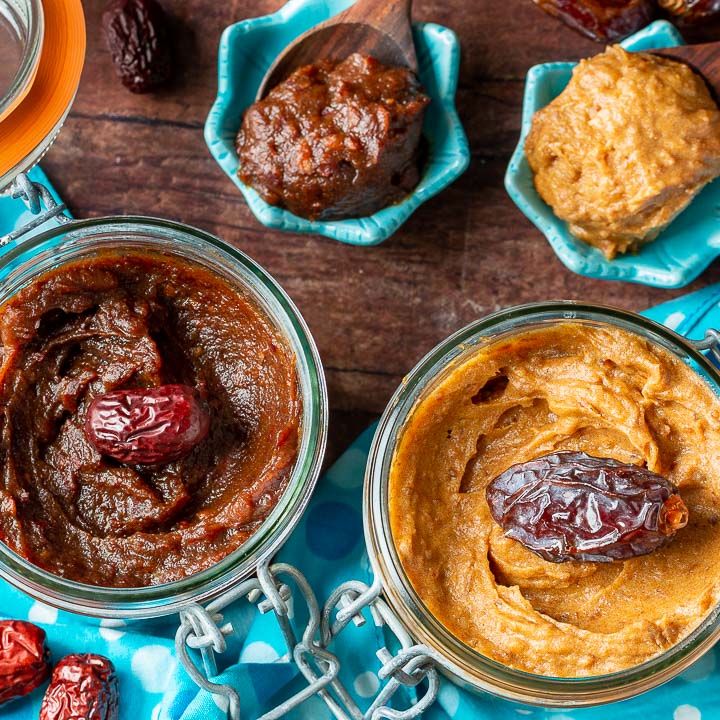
[
  {"xmin": 0, "ymin": 0, "xmax": 44, "ymax": 122},
  {"xmin": 0, "ymin": 215, "xmax": 328, "ymax": 618},
  {"xmin": 364, "ymin": 301, "xmax": 720, "ymax": 706}
]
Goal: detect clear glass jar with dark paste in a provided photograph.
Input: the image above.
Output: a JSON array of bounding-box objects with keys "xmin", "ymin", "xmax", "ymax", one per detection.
[{"xmin": 0, "ymin": 217, "xmax": 327, "ymax": 619}]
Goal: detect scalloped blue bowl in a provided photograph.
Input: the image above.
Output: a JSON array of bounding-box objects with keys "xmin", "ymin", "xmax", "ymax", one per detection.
[
  {"xmin": 505, "ymin": 21, "xmax": 720, "ymax": 288},
  {"xmin": 205, "ymin": 0, "xmax": 469, "ymax": 246}
]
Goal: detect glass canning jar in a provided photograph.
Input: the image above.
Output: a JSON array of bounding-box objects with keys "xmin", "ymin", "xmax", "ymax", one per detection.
[
  {"xmin": 0, "ymin": 0, "xmax": 43, "ymax": 122},
  {"xmin": 0, "ymin": 216, "xmax": 328, "ymax": 620},
  {"xmin": 364, "ymin": 301, "xmax": 720, "ymax": 707},
  {"xmin": 0, "ymin": 0, "xmax": 84, "ymax": 191}
]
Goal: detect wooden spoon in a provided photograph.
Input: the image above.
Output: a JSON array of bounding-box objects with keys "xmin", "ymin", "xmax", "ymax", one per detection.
[
  {"xmin": 651, "ymin": 42, "xmax": 720, "ymax": 99},
  {"xmin": 255, "ymin": 0, "xmax": 416, "ymax": 101}
]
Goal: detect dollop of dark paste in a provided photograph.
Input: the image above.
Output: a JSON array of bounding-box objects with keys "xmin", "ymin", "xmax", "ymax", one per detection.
[
  {"xmin": 0, "ymin": 253, "xmax": 300, "ymax": 587},
  {"xmin": 236, "ymin": 53, "xmax": 430, "ymax": 220}
]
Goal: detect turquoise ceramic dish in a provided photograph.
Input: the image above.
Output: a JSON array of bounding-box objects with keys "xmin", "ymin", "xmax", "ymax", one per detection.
[
  {"xmin": 205, "ymin": 0, "xmax": 469, "ymax": 246},
  {"xmin": 505, "ymin": 21, "xmax": 720, "ymax": 288}
]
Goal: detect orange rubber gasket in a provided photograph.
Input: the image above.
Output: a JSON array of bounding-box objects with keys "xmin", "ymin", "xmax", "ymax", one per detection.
[{"xmin": 0, "ymin": 0, "xmax": 85, "ymax": 180}]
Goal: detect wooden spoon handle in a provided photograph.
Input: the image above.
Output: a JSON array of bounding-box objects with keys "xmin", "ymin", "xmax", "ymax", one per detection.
[
  {"xmin": 340, "ymin": 0, "xmax": 413, "ymax": 31},
  {"xmin": 338, "ymin": 0, "xmax": 416, "ymax": 71},
  {"xmin": 650, "ymin": 41, "xmax": 720, "ymax": 98}
]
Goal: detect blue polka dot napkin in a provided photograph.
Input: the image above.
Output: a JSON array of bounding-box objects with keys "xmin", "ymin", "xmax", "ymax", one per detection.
[{"xmin": 2, "ymin": 176, "xmax": 720, "ymax": 718}]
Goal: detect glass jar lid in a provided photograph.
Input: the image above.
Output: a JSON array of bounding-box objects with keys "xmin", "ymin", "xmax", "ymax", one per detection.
[{"xmin": 0, "ymin": 0, "xmax": 85, "ymax": 191}]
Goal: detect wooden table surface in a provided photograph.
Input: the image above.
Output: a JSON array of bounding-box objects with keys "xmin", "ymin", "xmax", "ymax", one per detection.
[{"xmin": 43, "ymin": 0, "xmax": 720, "ymax": 465}]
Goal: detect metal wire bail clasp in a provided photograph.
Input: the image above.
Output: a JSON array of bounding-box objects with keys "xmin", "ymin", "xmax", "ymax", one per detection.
[
  {"xmin": 175, "ymin": 558, "xmax": 442, "ymax": 720},
  {"xmin": 1, "ymin": 171, "xmax": 73, "ymax": 245},
  {"xmin": 692, "ymin": 328, "xmax": 720, "ymax": 366}
]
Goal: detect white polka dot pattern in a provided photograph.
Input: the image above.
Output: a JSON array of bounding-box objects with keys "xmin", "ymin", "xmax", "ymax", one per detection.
[
  {"xmin": 674, "ymin": 705, "xmax": 701, "ymax": 720},
  {"xmin": 664, "ymin": 311, "xmax": 686, "ymax": 330},
  {"xmin": 326, "ymin": 448, "xmax": 368, "ymax": 489},
  {"xmin": 212, "ymin": 693, "xmax": 230, "ymax": 712},
  {"xmin": 353, "ymin": 671, "xmax": 379, "ymax": 698},
  {"xmin": 131, "ymin": 645, "xmax": 176, "ymax": 693},
  {"xmin": 98, "ymin": 626, "xmax": 126, "ymax": 642},
  {"xmin": 240, "ymin": 640, "xmax": 280, "ymax": 663},
  {"xmin": 27, "ymin": 601, "xmax": 58, "ymax": 625},
  {"xmin": 440, "ymin": 684, "xmax": 460, "ymax": 716},
  {"xmin": 681, "ymin": 651, "xmax": 716, "ymax": 683}
]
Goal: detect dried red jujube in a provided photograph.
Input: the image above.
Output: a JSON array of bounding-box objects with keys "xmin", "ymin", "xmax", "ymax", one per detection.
[
  {"xmin": 102, "ymin": 0, "xmax": 172, "ymax": 93},
  {"xmin": 85, "ymin": 384, "xmax": 210, "ymax": 465},
  {"xmin": 39, "ymin": 654, "xmax": 118, "ymax": 720},
  {"xmin": 658, "ymin": 0, "xmax": 720, "ymax": 21},
  {"xmin": 0, "ymin": 620, "xmax": 51, "ymax": 704},
  {"xmin": 486, "ymin": 451, "xmax": 689, "ymax": 562},
  {"xmin": 532, "ymin": 0, "xmax": 656, "ymax": 42}
]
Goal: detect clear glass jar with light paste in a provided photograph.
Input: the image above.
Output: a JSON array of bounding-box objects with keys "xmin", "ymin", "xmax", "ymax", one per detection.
[{"xmin": 365, "ymin": 301, "xmax": 720, "ymax": 707}]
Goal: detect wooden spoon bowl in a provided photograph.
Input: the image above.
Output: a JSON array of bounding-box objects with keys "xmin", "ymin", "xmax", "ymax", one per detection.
[
  {"xmin": 651, "ymin": 41, "xmax": 720, "ymax": 100},
  {"xmin": 256, "ymin": 0, "xmax": 416, "ymax": 101}
]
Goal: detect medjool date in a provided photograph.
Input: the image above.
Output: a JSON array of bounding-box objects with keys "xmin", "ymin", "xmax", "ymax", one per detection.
[
  {"xmin": 659, "ymin": 0, "xmax": 720, "ymax": 22},
  {"xmin": 532, "ymin": 0, "xmax": 656, "ymax": 41},
  {"xmin": 486, "ymin": 451, "xmax": 689, "ymax": 562},
  {"xmin": 102, "ymin": 0, "xmax": 172, "ymax": 93}
]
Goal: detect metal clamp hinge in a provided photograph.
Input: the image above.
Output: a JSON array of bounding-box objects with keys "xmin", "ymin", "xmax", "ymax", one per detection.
[
  {"xmin": 692, "ymin": 328, "xmax": 720, "ymax": 366},
  {"xmin": 175, "ymin": 560, "xmax": 441, "ymax": 720},
  {"xmin": 1, "ymin": 172, "xmax": 73, "ymax": 245}
]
